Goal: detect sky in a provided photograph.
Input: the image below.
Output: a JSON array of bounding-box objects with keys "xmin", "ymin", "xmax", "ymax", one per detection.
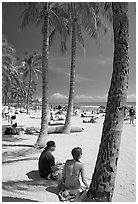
[{"xmin": 2, "ymin": 2, "xmax": 136, "ymax": 103}]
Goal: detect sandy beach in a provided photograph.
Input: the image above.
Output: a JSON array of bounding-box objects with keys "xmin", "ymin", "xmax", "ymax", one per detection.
[
  {"xmin": 2, "ymin": 2, "xmax": 136, "ymax": 202},
  {"xmin": 2, "ymin": 112, "xmax": 136, "ymax": 202}
]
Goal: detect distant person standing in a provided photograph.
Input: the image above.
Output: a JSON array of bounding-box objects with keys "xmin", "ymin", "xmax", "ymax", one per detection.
[
  {"xmin": 129, "ymin": 106, "xmax": 135, "ymax": 124},
  {"xmin": 2, "ymin": 106, "xmax": 9, "ymax": 120},
  {"xmin": 7, "ymin": 106, "xmax": 16, "ymax": 125}
]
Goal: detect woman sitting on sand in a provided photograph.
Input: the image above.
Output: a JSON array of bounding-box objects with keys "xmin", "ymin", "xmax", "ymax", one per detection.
[{"xmin": 58, "ymin": 147, "xmax": 89, "ymax": 201}]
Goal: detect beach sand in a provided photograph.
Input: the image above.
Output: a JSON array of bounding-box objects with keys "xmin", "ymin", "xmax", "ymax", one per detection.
[{"xmin": 2, "ymin": 113, "xmax": 136, "ymax": 202}]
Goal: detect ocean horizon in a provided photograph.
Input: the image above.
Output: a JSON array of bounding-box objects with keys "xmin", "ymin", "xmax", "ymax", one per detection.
[
  {"xmin": 50, "ymin": 101, "xmax": 136, "ymax": 108},
  {"xmin": 50, "ymin": 102, "xmax": 136, "ymax": 110},
  {"xmin": 75, "ymin": 101, "xmax": 136, "ymax": 107}
]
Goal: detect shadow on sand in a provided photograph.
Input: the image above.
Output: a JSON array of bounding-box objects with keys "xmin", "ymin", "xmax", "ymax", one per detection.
[
  {"xmin": 27, "ymin": 170, "xmax": 60, "ymax": 195},
  {"xmin": 2, "ymin": 146, "xmax": 42, "ymax": 163},
  {"xmin": 46, "ymin": 185, "xmax": 59, "ymax": 195},
  {"xmin": 3, "ymin": 170, "xmax": 60, "ymax": 201},
  {"xmin": 26, "ymin": 170, "xmax": 41, "ymax": 180},
  {"xmin": 2, "ymin": 196, "xmax": 38, "ymax": 202}
]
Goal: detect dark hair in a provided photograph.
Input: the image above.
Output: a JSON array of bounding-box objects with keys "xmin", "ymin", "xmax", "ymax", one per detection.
[
  {"xmin": 71, "ymin": 147, "xmax": 82, "ymax": 161},
  {"xmin": 12, "ymin": 122, "xmax": 17, "ymax": 128},
  {"xmin": 46, "ymin": 141, "xmax": 56, "ymax": 148}
]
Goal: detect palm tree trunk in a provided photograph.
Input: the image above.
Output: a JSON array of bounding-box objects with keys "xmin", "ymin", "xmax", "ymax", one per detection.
[
  {"xmin": 62, "ymin": 19, "xmax": 77, "ymax": 134},
  {"xmin": 17, "ymin": 95, "xmax": 19, "ymax": 108},
  {"xmin": 35, "ymin": 3, "xmax": 49, "ymax": 147},
  {"xmin": 26, "ymin": 68, "xmax": 31, "ymax": 114},
  {"xmin": 4, "ymin": 93, "xmax": 7, "ymax": 105},
  {"xmin": 86, "ymin": 2, "xmax": 129, "ymax": 202}
]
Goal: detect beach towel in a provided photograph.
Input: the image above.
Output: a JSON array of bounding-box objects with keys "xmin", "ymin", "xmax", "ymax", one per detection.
[{"xmin": 58, "ymin": 182, "xmax": 87, "ymax": 202}]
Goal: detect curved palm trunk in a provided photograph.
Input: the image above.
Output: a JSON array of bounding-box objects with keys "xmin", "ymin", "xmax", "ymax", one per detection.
[
  {"xmin": 62, "ymin": 19, "xmax": 76, "ymax": 134},
  {"xmin": 35, "ymin": 3, "xmax": 49, "ymax": 147},
  {"xmin": 86, "ymin": 2, "xmax": 129, "ymax": 202},
  {"xmin": 26, "ymin": 68, "xmax": 31, "ymax": 114}
]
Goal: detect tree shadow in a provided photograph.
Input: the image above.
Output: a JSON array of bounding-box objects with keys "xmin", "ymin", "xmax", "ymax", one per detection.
[
  {"xmin": 2, "ymin": 169, "xmax": 60, "ymax": 202},
  {"xmin": 2, "ymin": 180, "xmax": 44, "ymax": 193},
  {"xmin": 2, "ymin": 146, "xmax": 42, "ymax": 163},
  {"xmin": 26, "ymin": 169, "xmax": 59, "ymax": 187},
  {"xmin": 2, "ymin": 176, "xmax": 59, "ymax": 194},
  {"xmin": 2, "ymin": 157, "xmax": 39, "ymax": 165},
  {"xmin": 2, "ymin": 196, "xmax": 38, "ymax": 202},
  {"xmin": 2, "ymin": 143, "xmax": 34, "ymax": 147},
  {"xmin": 27, "ymin": 170, "xmax": 60, "ymax": 196},
  {"xmin": 2, "ymin": 135, "xmax": 26, "ymax": 143}
]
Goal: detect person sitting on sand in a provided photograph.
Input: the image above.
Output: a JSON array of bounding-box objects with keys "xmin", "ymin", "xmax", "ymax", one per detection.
[
  {"xmin": 4, "ymin": 122, "xmax": 19, "ymax": 135},
  {"xmin": 83, "ymin": 116, "xmax": 97, "ymax": 123},
  {"xmin": 58, "ymin": 147, "xmax": 89, "ymax": 201},
  {"xmin": 38, "ymin": 141, "xmax": 59, "ymax": 180}
]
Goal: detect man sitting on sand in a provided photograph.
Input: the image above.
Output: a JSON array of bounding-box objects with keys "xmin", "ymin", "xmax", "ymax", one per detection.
[
  {"xmin": 38, "ymin": 141, "xmax": 58, "ymax": 180},
  {"xmin": 58, "ymin": 147, "xmax": 89, "ymax": 201}
]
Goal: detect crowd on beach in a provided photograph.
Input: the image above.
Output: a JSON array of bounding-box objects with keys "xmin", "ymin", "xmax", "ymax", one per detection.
[
  {"xmin": 2, "ymin": 103, "xmax": 136, "ymax": 201},
  {"xmin": 2, "ymin": 104, "xmax": 136, "ymax": 132}
]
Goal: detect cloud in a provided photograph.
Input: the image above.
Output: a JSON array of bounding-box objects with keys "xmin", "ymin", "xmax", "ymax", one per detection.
[
  {"xmin": 49, "ymin": 64, "xmax": 93, "ymax": 82},
  {"xmin": 84, "ymin": 56, "xmax": 112, "ymax": 68},
  {"xmin": 97, "ymin": 94, "xmax": 108, "ymax": 100},
  {"xmin": 75, "ymin": 94, "xmax": 109, "ymax": 101},
  {"xmin": 75, "ymin": 95, "xmax": 94, "ymax": 100},
  {"xmin": 75, "ymin": 75, "xmax": 93, "ymax": 82},
  {"xmin": 50, "ymin": 93, "xmax": 68, "ymax": 99},
  {"xmin": 98, "ymin": 56, "xmax": 112, "ymax": 65},
  {"xmin": 96, "ymin": 93, "xmax": 136, "ymax": 101},
  {"xmin": 127, "ymin": 94, "xmax": 136, "ymax": 99}
]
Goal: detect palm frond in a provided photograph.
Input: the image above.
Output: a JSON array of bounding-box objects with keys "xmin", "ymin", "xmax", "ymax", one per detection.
[
  {"xmin": 19, "ymin": 3, "xmax": 42, "ymax": 29},
  {"xmin": 22, "ymin": 70, "xmax": 29, "ymax": 81},
  {"xmin": 32, "ymin": 70, "xmax": 39, "ymax": 81},
  {"xmin": 48, "ymin": 4, "xmax": 70, "ymax": 53},
  {"xmin": 49, "ymin": 28, "xmax": 57, "ymax": 48},
  {"xmin": 60, "ymin": 39, "xmax": 68, "ymax": 54},
  {"xmin": 76, "ymin": 22, "xmax": 84, "ymax": 47},
  {"xmin": 100, "ymin": 2, "xmax": 113, "ymax": 22}
]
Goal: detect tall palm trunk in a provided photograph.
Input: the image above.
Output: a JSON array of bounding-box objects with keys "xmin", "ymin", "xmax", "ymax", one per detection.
[
  {"xmin": 62, "ymin": 19, "xmax": 77, "ymax": 134},
  {"xmin": 86, "ymin": 2, "xmax": 129, "ymax": 202},
  {"xmin": 26, "ymin": 68, "xmax": 31, "ymax": 114},
  {"xmin": 35, "ymin": 3, "xmax": 49, "ymax": 147}
]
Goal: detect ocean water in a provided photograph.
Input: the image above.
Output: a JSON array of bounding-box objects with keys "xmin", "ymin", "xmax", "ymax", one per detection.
[
  {"xmin": 74, "ymin": 102, "xmax": 136, "ymax": 112},
  {"xmin": 74, "ymin": 101, "xmax": 136, "ymax": 108},
  {"xmin": 50, "ymin": 101, "xmax": 136, "ymax": 112}
]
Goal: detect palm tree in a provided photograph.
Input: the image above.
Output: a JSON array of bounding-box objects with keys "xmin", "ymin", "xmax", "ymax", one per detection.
[
  {"xmin": 86, "ymin": 2, "xmax": 129, "ymax": 201},
  {"xmin": 17, "ymin": 2, "xmax": 69, "ymax": 147},
  {"xmin": 61, "ymin": 2, "xmax": 99, "ymax": 133},
  {"xmin": 21, "ymin": 51, "xmax": 42, "ymax": 114},
  {"xmin": 2, "ymin": 35, "xmax": 21, "ymax": 105}
]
